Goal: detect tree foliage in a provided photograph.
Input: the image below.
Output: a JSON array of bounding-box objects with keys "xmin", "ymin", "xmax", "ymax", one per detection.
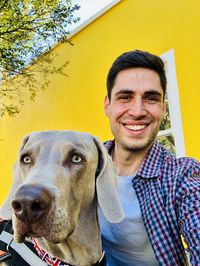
[
  {"xmin": 159, "ymin": 101, "xmax": 171, "ymax": 131},
  {"xmin": 158, "ymin": 101, "xmax": 175, "ymax": 154},
  {"xmin": 0, "ymin": 0, "xmax": 80, "ymax": 116},
  {"xmin": 157, "ymin": 135, "xmax": 175, "ymax": 155}
]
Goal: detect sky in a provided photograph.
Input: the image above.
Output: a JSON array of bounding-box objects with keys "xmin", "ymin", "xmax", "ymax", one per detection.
[
  {"xmin": 2, "ymin": 0, "xmax": 118, "ymax": 72},
  {"xmin": 70, "ymin": 0, "xmax": 118, "ymax": 34}
]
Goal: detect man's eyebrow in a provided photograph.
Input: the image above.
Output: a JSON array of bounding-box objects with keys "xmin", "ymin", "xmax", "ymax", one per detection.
[
  {"xmin": 114, "ymin": 89, "xmax": 163, "ymax": 97},
  {"xmin": 115, "ymin": 89, "xmax": 134, "ymax": 96},
  {"xmin": 144, "ymin": 90, "xmax": 162, "ymax": 97}
]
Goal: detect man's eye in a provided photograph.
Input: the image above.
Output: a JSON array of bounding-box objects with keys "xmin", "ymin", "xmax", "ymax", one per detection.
[
  {"xmin": 146, "ymin": 96, "xmax": 158, "ymax": 103},
  {"xmin": 118, "ymin": 95, "xmax": 131, "ymax": 100},
  {"xmin": 21, "ymin": 155, "xmax": 31, "ymax": 164},
  {"xmin": 71, "ymin": 154, "xmax": 82, "ymax": 163}
]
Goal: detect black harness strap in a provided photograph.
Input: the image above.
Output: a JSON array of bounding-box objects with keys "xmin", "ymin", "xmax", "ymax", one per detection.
[{"xmin": 0, "ymin": 220, "xmax": 38, "ymax": 265}]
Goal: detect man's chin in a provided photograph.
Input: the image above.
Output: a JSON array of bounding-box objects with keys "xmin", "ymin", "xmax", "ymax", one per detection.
[
  {"xmin": 124, "ymin": 145, "xmax": 150, "ymax": 153},
  {"xmin": 121, "ymin": 138, "xmax": 155, "ymax": 153}
]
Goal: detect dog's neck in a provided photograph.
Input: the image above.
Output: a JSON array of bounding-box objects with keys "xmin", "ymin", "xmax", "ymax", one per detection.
[{"xmin": 36, "ymin": 205, "xmax": 102, "ymax": 266}]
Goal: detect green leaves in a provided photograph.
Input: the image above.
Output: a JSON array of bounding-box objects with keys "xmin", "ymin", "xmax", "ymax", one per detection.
[{"xmin": 0, "ymin": 0, "xmax": 80, "ymax": 116}]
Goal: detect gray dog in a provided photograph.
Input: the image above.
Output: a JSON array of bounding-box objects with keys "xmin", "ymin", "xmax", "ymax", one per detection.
[{"xmin": 0, "ymin": 131, "xmax": 124, "ymax": 266}]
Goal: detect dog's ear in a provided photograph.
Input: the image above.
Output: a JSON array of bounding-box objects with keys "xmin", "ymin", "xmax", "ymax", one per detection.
[
  {"xmin": 93, "ymin": 137, "xmax": 124, "ymax": 223},
  {"xmin": 0, "ymin": 135, "xmax": 30, "ymax": 220}
]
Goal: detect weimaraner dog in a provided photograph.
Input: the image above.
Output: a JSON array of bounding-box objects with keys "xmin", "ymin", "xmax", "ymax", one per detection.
[{"xmin": 0, "ymin": 131, "xmax": 124, "ymax": 266}]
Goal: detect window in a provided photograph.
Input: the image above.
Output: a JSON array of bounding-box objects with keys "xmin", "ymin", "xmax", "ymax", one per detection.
[{"xmin": 157, "ymin": 49, "xmax": 185, "ymax": 158}]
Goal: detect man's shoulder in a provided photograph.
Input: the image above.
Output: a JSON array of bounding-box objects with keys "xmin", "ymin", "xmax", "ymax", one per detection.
[
  {"xmin": 157, "ymin": 143, "xmax": 200, "ymax": 185},
  {"xmin": 160, "ymin": 143, "xmax": 199, "ymax": 168}
]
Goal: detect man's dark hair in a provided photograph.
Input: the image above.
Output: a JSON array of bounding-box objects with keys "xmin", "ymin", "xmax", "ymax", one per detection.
[{"xmin": 106, "ymin": 50, "xmax": 167, "ymax": 100}]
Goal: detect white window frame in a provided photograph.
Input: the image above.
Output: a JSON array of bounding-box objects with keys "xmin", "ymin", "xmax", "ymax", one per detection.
[{"xmin": 158, "ymin": 49, "xmax": 185, "ymax": 158}]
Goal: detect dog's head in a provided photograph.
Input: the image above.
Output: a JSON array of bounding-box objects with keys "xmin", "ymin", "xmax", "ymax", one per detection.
[{"xmin": 0, "ymin": 131, "xmax": 124, "ymax": 244}]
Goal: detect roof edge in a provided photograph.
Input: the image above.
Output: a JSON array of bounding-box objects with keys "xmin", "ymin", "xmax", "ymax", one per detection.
[{"xmin": 67, "ymin": 0, "xmax": 122, "ymax": 39}]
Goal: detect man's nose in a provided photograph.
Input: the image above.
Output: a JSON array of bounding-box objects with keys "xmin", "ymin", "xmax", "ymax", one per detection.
[{"xmin": 127, "ymin": 98, "xmax": 147, "ymax": 118}]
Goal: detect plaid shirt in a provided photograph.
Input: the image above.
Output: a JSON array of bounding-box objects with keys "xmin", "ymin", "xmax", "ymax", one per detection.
[{"xmin": 103, "ymin": 140, "xmax": 200, "ymax": 266}]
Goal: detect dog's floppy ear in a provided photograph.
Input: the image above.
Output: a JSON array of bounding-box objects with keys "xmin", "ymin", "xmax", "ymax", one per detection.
[
  {"xmin": 93, "ymin": 138, "xmax": 124, "ymax": 223},
  {"xmin": 0, "ymin": 135, "xmax": 30, "ymax": 219}
]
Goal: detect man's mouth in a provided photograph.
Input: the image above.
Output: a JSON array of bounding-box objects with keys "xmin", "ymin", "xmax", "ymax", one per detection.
[{"xmin": 124, "ymin": 124, "xmax": 147, "ymax": 131}]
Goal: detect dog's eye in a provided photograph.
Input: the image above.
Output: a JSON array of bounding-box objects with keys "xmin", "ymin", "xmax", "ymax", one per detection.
[
  {"xmin": 71, "ymin": 154, "xmax": 82, "ymax": 163},
  {"xmin": 21, "ymin": 155, "xmax": 31, "ymax": 164}
]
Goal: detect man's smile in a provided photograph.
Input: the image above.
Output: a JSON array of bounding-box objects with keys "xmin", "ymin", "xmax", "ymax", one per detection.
[{"xmin": 124, "ymin": 124, "xmax": 147, "ymax": 131}]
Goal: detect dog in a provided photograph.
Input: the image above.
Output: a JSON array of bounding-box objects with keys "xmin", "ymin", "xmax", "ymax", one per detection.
[{"xmin": 0, "ymin": 131, "xmax": 124, "ymax": 266}]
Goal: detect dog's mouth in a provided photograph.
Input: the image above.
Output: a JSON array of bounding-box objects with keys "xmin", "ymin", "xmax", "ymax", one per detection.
[
  {"xmin": 25, "ymin": 227, "xmax": 42, "ymax": 238},
  {"xmin": 13, "ymin": 212, "xmax": 72, "ymax": 244},
  {"xmin": 14, "ymin": 220, "xmax": 44, "ymax": 242}
]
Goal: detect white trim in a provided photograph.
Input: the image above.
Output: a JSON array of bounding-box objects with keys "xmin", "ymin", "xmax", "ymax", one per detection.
[
  {"xmin": 157, "ymin": 128, "xmax": 173, "ymax": 137},
  {"xmin": 0, "ymin": 231, "xmax": 46, "ymax": 266},
  {"xmin": 68, "ymin": 0, "xmax": 121, "ymax": 38},
  {"xmin": 160, "ymin": 49, "xmax": 185, "ymax": 157}
]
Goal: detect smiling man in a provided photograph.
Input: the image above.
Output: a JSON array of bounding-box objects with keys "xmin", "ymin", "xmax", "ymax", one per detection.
[{"xmin": 98, "ymin": 50, "xmax": 200, "ymax": 266}]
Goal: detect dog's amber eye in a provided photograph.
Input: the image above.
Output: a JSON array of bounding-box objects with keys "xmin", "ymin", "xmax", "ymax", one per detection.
[
  {"xmin": 21, "ymin": 155, "xmax": 31, "ymax": 164},
  {"xmin": 71, "ymin": 154, "xmax": 82, "ymax": 163}
]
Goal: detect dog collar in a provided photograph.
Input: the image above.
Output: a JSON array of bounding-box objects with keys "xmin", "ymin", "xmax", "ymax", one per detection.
[{"xmin": 33, "ymin": 238, "xmax": 105, "ymax": 266}]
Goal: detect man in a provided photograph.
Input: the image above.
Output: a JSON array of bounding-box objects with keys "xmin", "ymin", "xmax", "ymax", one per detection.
[{"xmin": 98, "ymin": 50, "xmax": 200, "ymax": 266}]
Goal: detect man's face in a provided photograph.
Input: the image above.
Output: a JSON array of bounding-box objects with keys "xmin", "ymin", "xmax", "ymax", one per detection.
[{"xmin": 104, "ymin": 67, "xmax": 166, "ymax": 152}]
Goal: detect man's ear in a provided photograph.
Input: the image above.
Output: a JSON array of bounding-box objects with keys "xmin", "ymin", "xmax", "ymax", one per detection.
[
  {"xmin": 104, "ymin": 95, "xmax": 110, "ymax": 117},
  {"xmin": 93, "ymin": 137, "xmax": 124, "ymax": 223}
]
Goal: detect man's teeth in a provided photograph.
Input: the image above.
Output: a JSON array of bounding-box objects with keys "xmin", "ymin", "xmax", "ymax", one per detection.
[{"xmin": 125, "ymin": 124, "xmax": 146, "ymax": 131}]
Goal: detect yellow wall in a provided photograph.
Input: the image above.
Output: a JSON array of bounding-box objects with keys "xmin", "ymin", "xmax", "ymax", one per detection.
[{"xmin": 1, "ymin": 0, "xmax": 200, "ymax": 204}]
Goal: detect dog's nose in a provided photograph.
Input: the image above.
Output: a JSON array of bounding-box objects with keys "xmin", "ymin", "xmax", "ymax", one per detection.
[{"xmin": 12, "ymin": 184, "xmax": 52, "ymax": 223}]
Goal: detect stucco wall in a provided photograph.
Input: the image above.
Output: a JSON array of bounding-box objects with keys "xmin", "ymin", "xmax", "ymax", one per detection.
[{"xmin": 1, "ymin": 0, "xmax": 200, "ymax": 203}]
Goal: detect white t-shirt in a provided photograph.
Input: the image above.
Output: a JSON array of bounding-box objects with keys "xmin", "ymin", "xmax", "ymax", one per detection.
[{"xmin": 98, "ymin": 175, "xmax": 158, "ymax": 266}]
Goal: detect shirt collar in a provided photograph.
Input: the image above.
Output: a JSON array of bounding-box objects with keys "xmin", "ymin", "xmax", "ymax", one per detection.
[
  {"xmin": 104, "ymin": 140, "xmax": 163, "ymax": 179},
  {"xmin": 137, "ymin": 141, "xmax": 162, "ymax": 178}
]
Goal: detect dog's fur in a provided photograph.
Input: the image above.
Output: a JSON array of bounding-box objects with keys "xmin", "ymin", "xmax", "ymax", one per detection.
[{"xmin": 0, "ymin": 131, "xmax": 124, "ymax": 266}]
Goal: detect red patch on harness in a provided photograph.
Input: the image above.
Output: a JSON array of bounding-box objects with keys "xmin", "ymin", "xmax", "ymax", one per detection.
[
  {"xmin": 0, "ymin": 250, "xmax": 7, "ymax": 256},
  {"xmin": 0, "ymin": 250, "xmax": 11, "ymax": 261}
]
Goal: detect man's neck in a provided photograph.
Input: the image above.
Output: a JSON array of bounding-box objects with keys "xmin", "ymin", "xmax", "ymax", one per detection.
[{"xmin": 112, "ymin": 143, "xmax": 152, "ymax": 176}]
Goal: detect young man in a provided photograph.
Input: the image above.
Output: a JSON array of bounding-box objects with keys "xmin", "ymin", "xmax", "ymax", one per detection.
[{"xmin": 98, "ymin": 50, "xmax": 200, "ymax": 266}]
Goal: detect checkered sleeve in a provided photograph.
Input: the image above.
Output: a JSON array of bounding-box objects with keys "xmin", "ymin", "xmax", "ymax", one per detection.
[{"xmin": 178, "ymin": 159, "xmax": 200, "ymax": 266}]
